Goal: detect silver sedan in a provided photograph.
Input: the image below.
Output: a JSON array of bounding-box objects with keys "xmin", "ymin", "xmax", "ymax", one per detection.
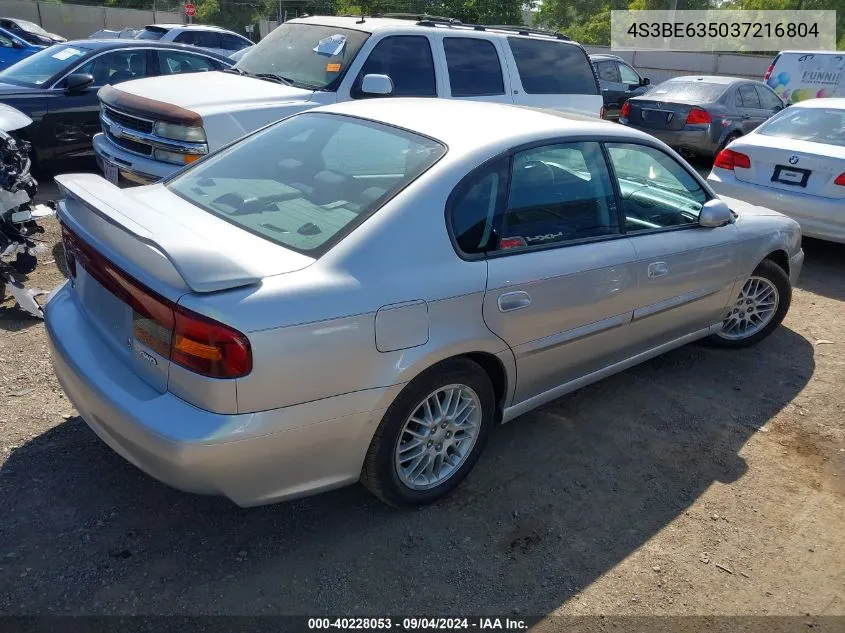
[
  {"xmin": 45, "ymin": 98, "xmax": 804, "ymax": 508},
  {"xmin": 708, "ymin": 98, "xmax": 845, "ymax": 244}
]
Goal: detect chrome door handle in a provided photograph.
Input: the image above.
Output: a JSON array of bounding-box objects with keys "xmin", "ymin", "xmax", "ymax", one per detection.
[
  {"xmin": 647, "ymin": 261, "xmax": 668, "ymax": 279},
  {"xmin": 498, "ymin": 291, "xmax": 531, "ymax": 312}
]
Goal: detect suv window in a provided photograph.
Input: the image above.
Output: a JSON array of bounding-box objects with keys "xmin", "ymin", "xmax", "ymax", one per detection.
[
  {"xmin": 443, "ymin": 37, "xmax": 504, "ymax": 97},
  {"xmin": 618, "ymin": 63, "xmax": 639, "ymax": 85},
  {"xmin": 756, "ymin": 84, "xmax": 783, "ymax": 110},
  {"xmin": 167, "ymin": 112, "xmax": 445, "ymax": 256},
  {"xmin": 507, "ymin": 38, "xmax": 598, "ymax": 95},
  {"xmin": 157, "ymin": 50, "xmax": 219, "ymax": 74},
  {"xmin": 595, "ymin": 60, "xmax": 619, "ymax": 83},
  {"xmin": 354, "ymin": 35, "xmax": 436, "ymax": 98},
  {"xmin": 605, "ymin": 143, "xmax": 707, "ymax": 232},
  {"xmin": 175, "ymin": 30, "xmax": 222, "ymax": 49},
  {"xmin": 738, "ymin": 84, "xmax": 761, "ymax": 109},
  {"xmin": 221, "ymin": 33, "xmax": 251, "ymax": 51}
]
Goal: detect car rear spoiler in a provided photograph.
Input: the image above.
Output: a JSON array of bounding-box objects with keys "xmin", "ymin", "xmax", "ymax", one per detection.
[{"xmin": 55, "ymin": 173, "xmax": 264, "ymax": 293}]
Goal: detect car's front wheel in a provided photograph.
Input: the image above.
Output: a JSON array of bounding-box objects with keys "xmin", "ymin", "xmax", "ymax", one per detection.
[
  {"xmin": 361, "ymin": 358, "xmax": 494, "ymax": 507},
  {"xmin": 705, "ymin": 259, "xmax": 791, "ymax": 348}
]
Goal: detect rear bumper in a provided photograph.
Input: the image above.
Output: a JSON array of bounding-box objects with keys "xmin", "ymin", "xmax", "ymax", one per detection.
[
  {"xmin": 45, "ymin": 281, "xmax": 390, "ymax": 507},
  {"xmin": 93, "ymin": 133, "xmax": 177, "ymax": 186},
  {"xmin": 620, "ymin": 122, "xmax": 717, "ymax": 156},
  {"xmin": 708, "ymin": 169, "xmax": 845, "ymax": 244}
]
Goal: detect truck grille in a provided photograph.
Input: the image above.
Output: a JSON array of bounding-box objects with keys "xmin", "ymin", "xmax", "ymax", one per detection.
[
  {"xmin": 105, "ymin": 127, "xmax": 153, "ymax": 157},
  {"xmin": 102, "ymin": 106, "xmax": 154, "ymax": 135}
]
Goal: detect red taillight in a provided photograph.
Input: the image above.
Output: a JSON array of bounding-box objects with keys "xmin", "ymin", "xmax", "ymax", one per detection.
[
  {"xmin": 834, "ymin": 172, "xmax": 845, "ymax": 186},
  {"xmin": 600, "ymin": 106, "xmax": 606, "ymax": 120},
  {"xmin": 620, "ymin": 101, "xmax": 631, "ymax": 118},
  {"xmin": 60, "ymin": 222, "xmax": 252, "ymax": 379},
  {"xmin": 714, "ymin": 149, "xmax": 751, "ymax": 170},
  {"xmin": 686, "ymin": 108, "xmax": 712, "ymax": 125},
  {"xmin": 764, "ymin": 64, "xmax": 775, "ymax": 81}
]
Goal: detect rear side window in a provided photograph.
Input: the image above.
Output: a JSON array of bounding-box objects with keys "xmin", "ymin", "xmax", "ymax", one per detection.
[
  {"xmin": 738, "ymin": 84, "xmax": 761, "ymax": 108},
  {"xmin": 137, "ymin": 27, "xmax": 166, "ymax": 41},
  {"xmin": 175, "ymin": 31, "xmax": 222, "ymax": 49},
  {"xmin": 221, "ymin": 33, "xmax": 251, "ymax": 51},
  {"xmin": 157, "ymin": 51, "xmax": 219, "ymax": 74},
  {"xmin": 355, "ymin": 35, "xmax": 436, "ymax": 98},
  {"xmin": 167, "ymin": 113, "xmax": 445, "ymax": 256},
  {"xmin": 443, "ymin": 37, "xmax": 504, "ymax": 97},
  {"xmin": 507, "ymin": 38, "xmax": 597, "ymax": 95},
  {"xmin": 595, "ymin": 61, "xmax": 619, "ymax": 83}
]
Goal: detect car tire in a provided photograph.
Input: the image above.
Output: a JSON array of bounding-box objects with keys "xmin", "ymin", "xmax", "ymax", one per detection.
[
  {"xmin": 716, "ymin": 132, "xmax": 741, "ymax": 156},
  {"xmin": 703, "ymin": 259, "xmax": 791, "ymax": 349},
  {"xmin": 360, "ymin": 358, "xmax": 495, "ymax": 507}
]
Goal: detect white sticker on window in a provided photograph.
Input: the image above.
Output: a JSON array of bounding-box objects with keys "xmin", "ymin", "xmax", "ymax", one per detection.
[
  {"xmin": 313, "ymin": 34, "xmax": 346, "ymax": 56},
  {"xmin": 52, "ymin": 47, "xmax": 83, "ymax": 61}
]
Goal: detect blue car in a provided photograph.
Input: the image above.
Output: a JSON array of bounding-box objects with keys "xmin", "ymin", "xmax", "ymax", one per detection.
[{"xmin": 0, "ymin": 27, "xmax": 43, "ymax": 71}]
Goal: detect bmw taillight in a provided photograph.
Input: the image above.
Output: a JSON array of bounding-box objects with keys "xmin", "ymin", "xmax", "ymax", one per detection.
[
  {"xmin": 620, "ymin": 101, "xmax": 631, "ymax": 118},
  {"xmin": 835, "ymin": 172, "xmax": 845, "ymax": 186},
  {"xmin": 714, "ymin": 149, "xmax": 751, "ymax": 170},
  {"xmin": 60, "ymin": 222, "xmax": 252, "ymax": 379},
  {"xmin": 686, "ymin": 108, "xmax": 712, "ymax": 125}
]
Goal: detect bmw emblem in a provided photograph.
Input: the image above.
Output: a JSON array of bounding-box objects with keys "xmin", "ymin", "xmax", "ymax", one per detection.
[{"xmin": 788, "ymin": 155, "xmax": 799, "ymax": 165}]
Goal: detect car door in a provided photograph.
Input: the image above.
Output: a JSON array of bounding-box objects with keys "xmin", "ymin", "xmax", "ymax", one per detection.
[
  {"xmin": 754, "ymin": 84, "xmax": 785, "ymax": 126},
  {"xmin": 436, "ymin": 35, "xmax": 513, "ymax": 104},
  {"xmin": 605, "ymin": 142, "xmax": 740, "ymax": 350},
  {"xmin": 0, "ymin": 31, "xmax": 27, "ymax": 70},
  {"xmin": 618, "ymin": 61, "xmax": 649, "ymax": 99},
  {"xmin": 736, "ymin": 83, "xmax": 769, "ymax": 134},
  {"xmin": 44, "ymin": 49, "xmax": 155, "ymax": 160},
  {"xmin": 451, "ymin": 141, "xmax": 640, "ymax": 404},
  {"xmin": 595, "ymin": 60, "xmax": 624, "ymax": 117}
]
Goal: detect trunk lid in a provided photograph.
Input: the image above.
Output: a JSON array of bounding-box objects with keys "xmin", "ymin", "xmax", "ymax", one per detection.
[
  {"xmin": 55, "ymin": 174, "xmax": 314, "ymax": 393},
  {"xmin": 730, "ymin": 135, "xmax": 845, "ymax": 200},
  {"xmin": 627, "ymin": 99, "xmax": 697, "ymax": 131}
]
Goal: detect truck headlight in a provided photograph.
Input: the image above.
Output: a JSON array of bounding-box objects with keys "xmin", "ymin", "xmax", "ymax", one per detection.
[{"xmin": 153, "ymin": 121, "xmax": 207, "ymax": 143}]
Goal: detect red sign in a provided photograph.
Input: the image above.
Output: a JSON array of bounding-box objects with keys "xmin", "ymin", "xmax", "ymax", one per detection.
[{"xmin": 184, "ymin": 3, "xmax": 196, "ymax": 16}]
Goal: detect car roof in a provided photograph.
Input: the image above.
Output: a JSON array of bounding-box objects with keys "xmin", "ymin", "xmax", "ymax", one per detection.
[
  {"xmin": 287, "ymin": 15, "xmax": 582, "ymax": 45},
  {"xmin": 664, "ymin": 75, "xmax": 747, "ymax": 85},
  {"xmin": 63, "ymin": 39, "xmax": 232, "ymax": 58},
  {"xmin": 313, "ymin": 98, "xmax": 652, "ymax": 156},
  {"xmin": 145, "ymin": 23, "xmax": 239, "ymax": 33},
  {"xmin": 589, "ymin": 53, "xmax": 626, "ymax": 61}
]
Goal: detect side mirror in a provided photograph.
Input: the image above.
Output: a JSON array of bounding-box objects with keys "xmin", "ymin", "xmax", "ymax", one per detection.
[
  {"xmin": 64, "ymin": 73, "xmax": 94, "ymax": 94},
  {"xmin": 699, "ymin": 199, "xmax": 733, "ymax": 228},
  {"xmin": 641, "ymin": 77, "xmax": 650, "ymax": 86},
  {"xmin": 360, "ymin": 73, "xmax": 393, "ymax": 96}
]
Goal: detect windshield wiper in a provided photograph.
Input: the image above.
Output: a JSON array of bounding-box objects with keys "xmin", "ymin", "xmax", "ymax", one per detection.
[
  {"xmin": 252, "ymin": 72, "xmax": 293, "ymax": 86},
  {"xmin": 222, "ymin": 67, "xmax": 247, "ymax": 76}
]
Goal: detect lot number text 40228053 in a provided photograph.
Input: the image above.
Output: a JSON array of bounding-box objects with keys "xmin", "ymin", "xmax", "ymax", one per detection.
[{"xmin": 307, "ymin": 617, "xmax": 529, "ymax": 630}]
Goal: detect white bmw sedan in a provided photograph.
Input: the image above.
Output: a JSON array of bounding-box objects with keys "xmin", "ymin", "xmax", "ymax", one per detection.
[
  {"xmin": 46, "ymin": 99, "xmax": 803, "ymax": 508},
  {"xmin": 707, "ymin": 98, "xmax": 845, "ymax": 244}
]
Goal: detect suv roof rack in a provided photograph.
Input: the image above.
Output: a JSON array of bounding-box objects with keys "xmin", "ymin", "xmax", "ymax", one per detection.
[{"xmin": 371, "ymin": 13, "xmax": 571, "ymax": 40}]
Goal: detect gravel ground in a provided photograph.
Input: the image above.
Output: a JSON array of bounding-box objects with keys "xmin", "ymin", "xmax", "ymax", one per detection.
[{"xmin": 0, "ymin": 166, "xmax": 843, "ymax": 618}]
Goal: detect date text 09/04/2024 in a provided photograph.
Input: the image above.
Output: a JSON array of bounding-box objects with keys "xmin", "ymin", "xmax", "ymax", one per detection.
[
  {"xmin": 626, "ymin": 21, "xmax": 819, "ymax": 39},
  {"xmin": 307, "ymin": 618, "xmax": 529, "ymax": 630}
]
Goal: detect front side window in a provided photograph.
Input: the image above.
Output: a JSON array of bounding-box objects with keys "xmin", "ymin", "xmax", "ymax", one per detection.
[
  {"xmin": 756, "ymin": 85, "xmax": 783, "ymax": 110},
  {"xmin": 605, "ymin": 143, "xmax": 707, "ymax": 232},
  {"xmin": 0, "ymin": 44, "xmax": 89, "ymax": 87},
  {"xmin": 236, "ymin": 22, "xmax": 369, "ymax": 91},
  {"xmin": 443, "ymin": 37, "xmax": 504, "ymax": 97},
  {"xmin": 77, "ymin": 50, "xmax": 147, "ymax": 86},
  {"xmin": 507, "ymin": 38, "xmax": 598, "ymax": 95},
  {"xmin": 157, "ymin": 51, "xmax": 218, "ymax": 75},
  {"xmin": 354, "ymin": 35, "xmax": 436, "ymax": 98},
  {"xmin": 618, "ymin": 63, "xmax": 640, "ymax": 85},
  {"xmin": 167, "ymin": 113, "xmax": 445, "ymax": 256},
  {"xmin": 596, "ymin": 61, "xmax": 619, "ymax": 83},
  {"xmin": 738, "ymin": 84, "xmax": 761, "ymax": 109},
  {"xmin": 0, "ymin": 34, "xmax": 14, "ymax": 48}
]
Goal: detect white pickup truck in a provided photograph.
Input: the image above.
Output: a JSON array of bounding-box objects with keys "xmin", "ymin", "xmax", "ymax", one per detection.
[{"xmin": 93, "ymin": 15, "xmax": 603, "ymax": 185}]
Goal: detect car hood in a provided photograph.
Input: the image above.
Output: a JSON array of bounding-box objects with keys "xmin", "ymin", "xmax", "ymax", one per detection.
[
  {"xmin": 112, "ymin": 71, "xmax": 316, "ymax": 116},
  {"xmin": 0, "ymin": 81, "xmax": 40, "ymax": 96},
  {"xmin": 719, "ymin": 194, "xmax": 788, "ymax": 218},
  {"xmin": 0, "ymin": 102, "xmax": 33, "ymax": 131}
]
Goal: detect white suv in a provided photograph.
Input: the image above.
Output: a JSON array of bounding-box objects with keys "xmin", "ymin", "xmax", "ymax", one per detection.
[
  {"xmin": 94, "ymin": 15, "xmax": 603, "ymax": 185},
  {"xmin": 135, "ymin": 24, "xmax": 253, "ymax": 57}
]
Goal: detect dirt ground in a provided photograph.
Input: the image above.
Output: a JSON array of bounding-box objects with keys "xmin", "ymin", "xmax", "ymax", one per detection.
[{"xmin": 0, "ymin": 172, "xmax": 843, "ymax": 619}]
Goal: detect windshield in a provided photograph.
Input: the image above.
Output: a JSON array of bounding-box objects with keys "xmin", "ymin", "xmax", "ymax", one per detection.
[
  {"xmin": 235, "ymin": 22, "xmax": 369, "ymax": 90},
  {"xmin": 136, "ymin": 27, "xmax": 166, "ymax": 41},
  {"xmin": 167, "ymin": 112, "xmax": 446, "ymax": 256},
  {"xmin": 16, "ymin": 20, "xmax": 49, "ymax": 36},
  {"xmin": 758, "ymin": 106, "xmax": 845, "ymax": 147},
  {"xmin": 646, "ymin": 80, "xmax": 728, "ymax": 103},
  {"xmin": 0, "ymin": 44, "xmax": 89, "ymax": 87}
]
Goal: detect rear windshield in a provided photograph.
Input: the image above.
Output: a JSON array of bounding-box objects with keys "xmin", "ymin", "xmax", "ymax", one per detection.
[
  {"xmin": 0, "ymin": 43, "xmax": 89, "ymax": 87},
  {"xmin": 235, "ymin": 22, "xmax": 369, "ymax": 91},
  {"xmin": 757, "ymin": 106, "xmax": 845, "ymax": 147},
  {"xmin": 507, "ymin": 37, "xmax": 598, "ymax": 95},
  {"xmin": 167, "ymin": 113, "xmax": 446, "ymax": 256},
  {"xmin": 137, "ymin": 27, "xmax": 167, "ymax": 41},
  {"xmin": 647, "ymin": 80, "xmax": 728, "ymax": 103},
  {"xmin": 16, "ymin": 20, "xmax": 49, "ymax": 36}
]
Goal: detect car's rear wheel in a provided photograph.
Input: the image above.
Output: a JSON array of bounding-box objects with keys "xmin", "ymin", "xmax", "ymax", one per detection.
[
  {"xmin": 716, "ymin": 132, "xmax": 741, "ymax": 156},
  {"xmin": 361, "ymin": 358, "xmax": 494, "ymax": 507},
  {"xmin": 705, "ymin": 259, "xmax": 791, "ymax": 348}
]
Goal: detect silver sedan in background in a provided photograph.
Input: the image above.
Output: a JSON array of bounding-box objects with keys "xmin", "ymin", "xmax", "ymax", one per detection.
[
  {"xmin": 708, "ymin": 98, "xmax": 845, "ymax": 244},
  {"xmin": 620, "ymin": 75, "xmax": 785, "ymax": 159},
  {"xmin": 46, "ymin": 99, "xmax": 803, "ymax": 509}
]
